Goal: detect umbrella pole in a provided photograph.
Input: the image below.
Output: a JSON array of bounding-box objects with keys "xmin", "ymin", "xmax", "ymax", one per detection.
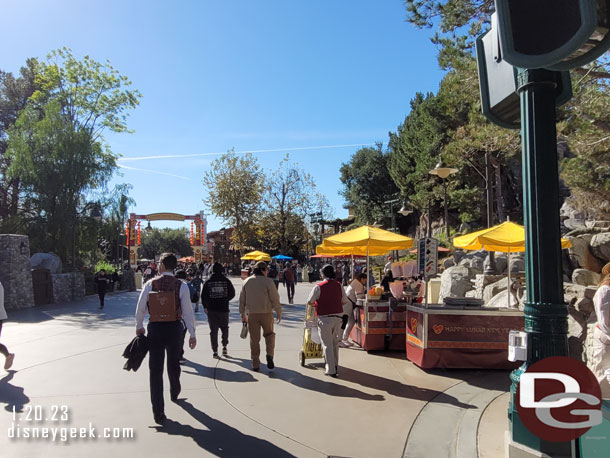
[
  {"xmin": 507, "ymin": 248, "xmax": 511, "ymax": 308},
  {"xmin": 366, "ymin": 245, "xmax": 370, "ymax": 290}
]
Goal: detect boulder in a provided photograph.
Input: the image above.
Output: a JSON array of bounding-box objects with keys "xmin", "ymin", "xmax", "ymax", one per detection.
[
  {"xmin": 483, "ymin": 277, "xmax": 510, "ymax": 304},
  {"xmin": 590, "ymin": 232, "xmax": 610, "ymax": 263},
  {"xmin": 30, "ymin": 252, "xmax": 62, "ymax": 274},
  {"xmin": 565, "ymin": 234, "xmax": 593, "ymax": 269},
  {"xmin": 509, "ymin": 258, "xmax": 525, "ymax": 273},
  {"xmin": 485, "ymin": 254, "xmax": 507, "ymax": 274},
  {"xmin": 453, "ymin": 250, "xmax": 466, "ymax": 264},
  {"xmin": 443, "ymin": 258, "xmax": 455, "ymax": 269},
  {"xmin": 573, "ymin": 296, "xmax": 594, "ymax": 316},
  {"xmin": 459, "ymin": 258, "xmax": 472, "ymax": 268},
  {"xmin": 438, "ymin": 265, "xmax": 475, "ymax": 302},
  {"xmin": 571, "ymin": 269, "xmax": 601, "ymax": 287},
  {"xmin": 470, "ymin": 256, "xmax": 485, "ymax": 271},
  {"xmin": 485, "ymin": 290, "xmax": 519, "ymax": 309}
]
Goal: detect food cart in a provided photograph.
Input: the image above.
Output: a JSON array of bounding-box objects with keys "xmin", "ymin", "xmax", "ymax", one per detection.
[
  {"xmin": 401, "ymin": 221, "xmax": 571, "ymax": 369},
  {"xmin": 406, "ymin": 302, "xmax": 524, "ymax": 369},
  {"xmin": 316, "ymin": 225, "xmax": 414, "ymax": 351}
]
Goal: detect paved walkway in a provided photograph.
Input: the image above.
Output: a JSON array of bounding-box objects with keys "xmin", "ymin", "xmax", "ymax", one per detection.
[{"xmin": 0, "ymin": 278, "xmax": 510, "ymax": 457}]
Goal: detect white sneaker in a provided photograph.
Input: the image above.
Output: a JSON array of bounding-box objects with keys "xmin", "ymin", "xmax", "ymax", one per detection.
[{"xmin": 338, "ymin": 340, "xmax": 352, "ymax": 348}]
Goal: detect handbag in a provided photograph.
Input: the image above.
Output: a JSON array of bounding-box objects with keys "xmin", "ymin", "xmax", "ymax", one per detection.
[{"xmin": 240, "ymin": 322, "xmax": 249, "ymax": 339}]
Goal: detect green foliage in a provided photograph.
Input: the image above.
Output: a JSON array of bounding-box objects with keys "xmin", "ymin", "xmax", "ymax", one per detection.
[
  {"xmin": 95, "ymin": 260, "xmax": 117, "ymax": 274},
  {"xmin": 262, "ymin": 155, "xmax": 325, "ymax": 252},
  {"xmin": 139, "ymin": 228, "xmax": 193, "ymax": 260},
  {"xmin": 1, "ymin": 49, "xmax": 141, "ymax": 265},
  {"xmin": 203, "ymin": 150, "xmax": 264, "ymax": 254},
  {"xmin": 340, "ymin": 144, "xmax": 399, "ymax": 226}
]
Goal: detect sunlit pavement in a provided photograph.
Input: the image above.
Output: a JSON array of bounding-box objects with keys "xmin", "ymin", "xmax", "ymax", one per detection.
[{"xmin": 0, "ymin": 278, "xmax": 510, "ymax": 458}]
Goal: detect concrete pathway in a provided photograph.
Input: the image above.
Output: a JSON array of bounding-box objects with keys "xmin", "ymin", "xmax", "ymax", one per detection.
[{"xmin": 0, "ymin": 278, "xmax": 511, "ymax": 457}]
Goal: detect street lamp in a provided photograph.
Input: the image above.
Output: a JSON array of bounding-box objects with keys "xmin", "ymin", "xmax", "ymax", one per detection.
[
  {"xmin": 429, "ymin": 161, "xmax": 458, "ymax": 240},
  {"xmin": 464, "ymin": 153, "xmax": 497, "ymax": 274}
]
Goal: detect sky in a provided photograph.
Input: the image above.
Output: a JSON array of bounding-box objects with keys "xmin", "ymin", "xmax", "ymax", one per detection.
[{"xmin": 1, "ymin": 0, "xmax": 445, "ymax": 232}]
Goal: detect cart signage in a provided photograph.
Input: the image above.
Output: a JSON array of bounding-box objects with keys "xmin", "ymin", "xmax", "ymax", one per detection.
[
  {"xmin": 426, "ymin": 314, "xmax": 522, "ymax": 350},
  {"xmin": 418, "ymin": 237, "xmax": 438, "ymax": 277}
]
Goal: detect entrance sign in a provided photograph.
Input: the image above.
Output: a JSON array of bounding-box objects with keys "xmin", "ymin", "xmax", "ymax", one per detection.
[
  {"xmin": 495, "ymin": 0, "xmax": 610, "ymax": 70},
  {"xmin": 126, "ymin": 211, "xmax": 208, "ymax": 267}
]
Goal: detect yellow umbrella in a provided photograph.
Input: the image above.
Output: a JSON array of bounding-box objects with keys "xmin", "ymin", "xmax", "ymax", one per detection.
[
  {"xmin": 316, "ymin": 244, "xmax": 393, "ymax": 257},
  {"xmin": 240, "ymin": 250, "xmax": 272, "ymax": 262},
  {"xmin": 453, "ymin": 221, "xmax": 572, "ymax": 308},
  {"xmin": 321, "ymin": 225, "xmax": 414, "ymax": 251},
  {"xmin": 453, "ymin": 221, "xmax": 572, "ymax": 252},
  {"xmin": 319, "ymin": 226, "xmax": 413, "ymax": 288}
]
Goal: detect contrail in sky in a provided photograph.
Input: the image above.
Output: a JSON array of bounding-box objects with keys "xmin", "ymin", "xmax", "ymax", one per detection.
[
  {"xmin": 117, "ymin": 143, "xmax": 372, "ymax": 162},
  {"xmin": 118, "ymin": 164, "xmax": 190, "ymax": 180}
]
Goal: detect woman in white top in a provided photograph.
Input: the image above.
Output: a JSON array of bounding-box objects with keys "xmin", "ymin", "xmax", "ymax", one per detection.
[
  {"xmin": 592, "ymin": 262, "xmax": 610, "ymax": 398},
  {"xmin": 340, "ymin": 273, "xmax": 367, "ymax": 346},
  {"xmin": 0, "ymin": 281, "xmax": 15, "ymax": 370}
]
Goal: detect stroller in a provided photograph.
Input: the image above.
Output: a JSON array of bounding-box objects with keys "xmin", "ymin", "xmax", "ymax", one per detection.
[{"xmin": 298, "ymin": 302, "xmax": 323, "ymax": 366}]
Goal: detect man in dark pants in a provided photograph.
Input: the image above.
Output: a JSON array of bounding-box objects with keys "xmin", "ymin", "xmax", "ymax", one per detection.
[
  {"xmin": 201, "ymin": 262, "xmax": 235, "ymax": 358},
  {"xmin": 283, "ymin": 262, "xmax": 296, "ymax": 304},
  {"xmin": 95, "ymin": 269, "xmax": 110, "ymax": 309},
  {"xmin": 135, "ymin": 253, "xmax": 197, "ymax": 425}
]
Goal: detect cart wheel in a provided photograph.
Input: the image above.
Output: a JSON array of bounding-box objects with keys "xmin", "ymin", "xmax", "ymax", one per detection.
[{"xmin": 299, "ymin": 351, "xmax": 305, "ymax": 367}]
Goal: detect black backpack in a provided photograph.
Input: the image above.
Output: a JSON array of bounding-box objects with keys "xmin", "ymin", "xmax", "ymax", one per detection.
[{"xmin": 268, "ymin": 264, "xmax": 278, "ymax": 278}]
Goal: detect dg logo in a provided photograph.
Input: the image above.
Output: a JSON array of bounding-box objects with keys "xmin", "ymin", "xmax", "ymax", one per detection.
[{"xmin": 517, "ymin": 356, "xmax": 602, "ymax": 442}]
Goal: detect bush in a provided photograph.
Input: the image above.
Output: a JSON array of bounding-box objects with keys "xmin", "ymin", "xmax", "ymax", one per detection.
[{"xmin": 94, "ymin": 260, "xmax": 117, "ymax": 274}]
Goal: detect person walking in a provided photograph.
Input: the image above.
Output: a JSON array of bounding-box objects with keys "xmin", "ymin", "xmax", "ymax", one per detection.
[
  {"xmin": 201, "ymin": 262, "xmax": 235, "ymax": 358},
  {"xmin": 0, "ymin": 281, "xmax": 15, "ymax": 370},
  {"xmin": 296, "ymin": 263, "xmax": 303, "ymax": 283},
  {"xmin": 95, "ymin": 269, "xmax": 111, "ymax": 309},
  {"xmin": 283, "ymin": 262, "xmax": 296, "ymax": 304},
  {"xmin": 239, "ymin": 261, "xmax": 282, "ymax": 371},
  {"xmin": 302, "ymin": 264, "xmax": 310, "ymax": 283},
  {"xmin": 188, "ymin": 272, "xmax": 202, "ymax": 313},
  {"xmin": 267, "ymin": 261, "xmax": 280, "ymax": 289},
  {"xmin": 306, "ymin": 265, "xmax": 350, "ymax": 377},
  {"xmin": 135, "ymin": 253, "xmax": 197, "ymax": 424},
  {"xmin": 592, "ymin": 262, "xmax": 610, "ymax": 398},
  {"xmin": 340, "ymin": 272, "xmax": 367, "ymax": 347}
]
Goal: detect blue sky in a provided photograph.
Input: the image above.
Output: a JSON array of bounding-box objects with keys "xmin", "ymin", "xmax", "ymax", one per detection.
[{"xmin": 2, "ymin": 0, "xmax": 445, "ymax": 232}]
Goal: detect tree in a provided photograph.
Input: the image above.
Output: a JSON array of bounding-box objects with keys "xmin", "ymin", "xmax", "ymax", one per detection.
[
  {"xmin": 0, "ymin": 59, "xmax": 38, "ymax": 230},
  {"xmin": 5, "ymin": 49, "xmax": 141, "ymax": 266},
  {"xmin": 403, "ymin": 2, "xmax": 610, "ymax": 219},
  {"xmin": 202, "ymin": 151, "xmax": 264, "ymax": 255},
  {"xmin": 139, "ymin": 228, "xmax": 193, "ymax": 260},
  {"xmin": 260, "ymin": 155, "xmax": 321, "ymax": 253},
  {"xmin": 340, "ymin": 144, "xmax": 400, "ymax": 226}
]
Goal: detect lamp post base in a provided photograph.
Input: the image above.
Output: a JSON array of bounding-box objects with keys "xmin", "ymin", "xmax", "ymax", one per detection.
[{"xmin": 505, "ymin": 431, "xmax": 572, "ymax": 458}]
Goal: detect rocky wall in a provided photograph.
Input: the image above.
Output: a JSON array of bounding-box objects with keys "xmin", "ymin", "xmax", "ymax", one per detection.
[
  {"xmin": 0, "ymin": 234, "xmax": 35, "ymax": 310},
  {"xmin": 51, "ymin": 272, "xmax": 85, "ymax": 304}
]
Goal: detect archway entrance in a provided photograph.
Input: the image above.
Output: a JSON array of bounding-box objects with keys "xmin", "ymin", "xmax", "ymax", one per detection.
[{"xmin": 126, "ymin": 211, "xmax": 209, "ymax": 267}]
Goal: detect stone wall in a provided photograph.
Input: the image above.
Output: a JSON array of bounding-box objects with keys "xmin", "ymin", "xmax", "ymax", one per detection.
[
  {"xmin": 51, "ymin": 272, "xmax": 85, "ymax": 304},
  {"xmin": 0, "ymin": 234, "xmax": 35, "ymax": 310}
]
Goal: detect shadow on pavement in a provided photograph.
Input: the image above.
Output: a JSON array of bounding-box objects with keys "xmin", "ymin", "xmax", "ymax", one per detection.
[
  {"xmin": 182, "ymin": 360, "xmax": 258, "ymax": 383},
  {"xmin": 222, "ymin": 357, "xmax": 385, "ymax": 401},
  {"xmin": 326, "ymin": 366, "xmax": 477, "ymax": 409},
  {"xmin": 0, "ymin": 371, "xmax": 30, "ymax": 412},
  {"xmin": 154, "ymin": 400, "xmax": 297, "ymax": 457}
]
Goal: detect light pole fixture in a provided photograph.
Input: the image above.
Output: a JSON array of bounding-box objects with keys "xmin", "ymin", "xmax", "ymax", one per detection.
[
  {"xmin": 398, "ymin": 203, "xmax": 413, "ymax": 217},
  {"xmin": 429, "ymin": 161, "xmax": 458, "ymax": 240}
]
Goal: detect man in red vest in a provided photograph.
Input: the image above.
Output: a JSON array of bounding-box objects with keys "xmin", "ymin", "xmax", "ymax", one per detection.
[{"xmin": 306, "ymin": 264, "xmax": 350, "ymax": 377}]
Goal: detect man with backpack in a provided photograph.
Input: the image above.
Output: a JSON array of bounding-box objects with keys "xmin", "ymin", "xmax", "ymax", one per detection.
[
  {"xmin": 267, "ymin": 261, "xmax": 279, "ymax": 289},
  {"xmin": 201, "ymin": 262, "xmax": 235, "ymax": 358}
]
